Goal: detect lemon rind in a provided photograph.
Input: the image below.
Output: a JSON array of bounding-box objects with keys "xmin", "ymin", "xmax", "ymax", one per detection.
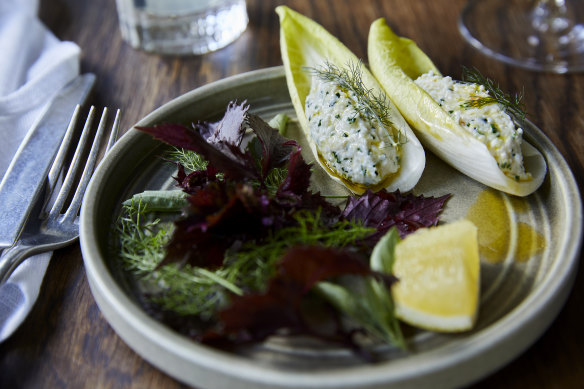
[{"xmin": 395, "ymin": 305, "xmax": 476, "ymax": 332}]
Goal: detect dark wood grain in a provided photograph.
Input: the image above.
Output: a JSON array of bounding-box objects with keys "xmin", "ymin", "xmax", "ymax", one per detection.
[{"xmin": 1, "ymin": 0, "xmax": 583, "ymax": 387}]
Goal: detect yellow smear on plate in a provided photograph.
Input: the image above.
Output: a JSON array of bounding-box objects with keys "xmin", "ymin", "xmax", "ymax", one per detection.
[
  {"xmin": 466, "ymin": 189, "xmax": 545, "ymax": 264},
  {"xmin": 515, "ymin": 222, "xmax": 546, "ymax": 262}
]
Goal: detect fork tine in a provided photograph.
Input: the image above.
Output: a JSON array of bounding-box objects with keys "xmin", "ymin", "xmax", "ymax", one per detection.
[
  {"xmin": 63, "ymin": 107, "xmax": 114, "ymax": 221},
  {"xmin": 43, "ymin": 105, "xmax": 82, "ymax": 210},
  {"xmin": 105, "ymin": 109, "xmax": 121, "ymax": 153},
  {"xmin": 48, "ymin": 106, "xmax": 97, "ymax": 218}
]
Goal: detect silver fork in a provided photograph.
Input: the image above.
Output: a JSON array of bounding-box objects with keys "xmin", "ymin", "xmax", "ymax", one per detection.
[{"xmin": 0, "ymin": 106, "xmax": 120, "ymax": 284}]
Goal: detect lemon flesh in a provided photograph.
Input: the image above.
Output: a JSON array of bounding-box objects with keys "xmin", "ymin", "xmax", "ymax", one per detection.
[{"xmin": 393, "ymin": 219, "xmax": 480, "ymax": 332}]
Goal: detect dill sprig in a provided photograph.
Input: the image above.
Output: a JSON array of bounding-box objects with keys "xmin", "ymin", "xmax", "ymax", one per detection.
[
  {"xmin": 166, "ymin": 147, "xmax": 208, "ymax": 172},
  {"xmin": 230, "ymin": 209, "xmax": 375, "ymax": 288},
  {"xmin": 116, "ymin": 200, "xmax": 241, "ymax": 318},
  {"xmin": 222, "ymin": 209, "xmax": 375, "ymax": 295},
  {"xmin": 461, "ymin": 66, "xmax": 527, "ymax": 120},
  {"xmin": 117, "ymin": 200, "xmax": 173, "ymax": 277},
  {"xmin": 307, "ymin": 61, "xmax": 403, "ymax": 145},
  {"xmin": 262, "ymin": 166, "xmax": 288, "ymax": 195},
  {"xmin": 115, "ymin": 202, "xmax": 376, "ymax": 319}
]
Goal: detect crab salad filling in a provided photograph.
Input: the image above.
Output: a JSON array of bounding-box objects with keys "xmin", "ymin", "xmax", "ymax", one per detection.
[
  {"xmin": 415, "ymin": 71, "xmax": 530, "ymax": 181},
  {"xmin": 305, "ymin": 76, "xmax": 401, "ymax": 187}
]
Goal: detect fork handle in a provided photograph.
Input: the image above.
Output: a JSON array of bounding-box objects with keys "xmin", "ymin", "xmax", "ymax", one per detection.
[{"xmin": 0, "ymin": 244, "xmax": 43, "ymax": 284}]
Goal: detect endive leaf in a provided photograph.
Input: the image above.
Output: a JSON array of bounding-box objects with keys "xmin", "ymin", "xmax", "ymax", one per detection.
[
  {"xmin": 276, "ymin": 6, "xmax": 425, "ymax": 194},
  {"xmin": 368, "ymin": 18, "xmax": 547, "ymax": 196}
]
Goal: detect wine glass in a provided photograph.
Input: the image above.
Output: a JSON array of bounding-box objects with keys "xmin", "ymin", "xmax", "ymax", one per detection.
[{"xmin": 459, "ymin": 0, "xmax": 584, "ymax": 73}]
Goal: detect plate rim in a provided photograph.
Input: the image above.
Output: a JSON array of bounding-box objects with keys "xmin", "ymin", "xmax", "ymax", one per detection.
[{"xmin": 80, "ymin": 65, "xmax": 583, "ymax": 388}]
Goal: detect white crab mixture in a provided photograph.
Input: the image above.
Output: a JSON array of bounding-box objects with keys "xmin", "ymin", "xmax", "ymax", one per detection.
[
  {"xmin": 415, "ymin": 71, "xmax": 530, "ymax": 181},
  {"xmin": 305, "ymin": 77, "xmax": 400, "ymax": 186}
]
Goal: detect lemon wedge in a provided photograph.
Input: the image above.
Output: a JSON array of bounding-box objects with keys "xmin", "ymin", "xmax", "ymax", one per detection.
[{"xmin": 392, "ymin": 219, "xmax": 480, "ymax": 332}]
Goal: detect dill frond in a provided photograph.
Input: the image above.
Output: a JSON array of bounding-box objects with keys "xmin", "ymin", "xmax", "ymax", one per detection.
[
  {"xmin": 115, "ymin": 201, "xmax": 376, "ymax": 318},
  {"xmin": 115, "ymin": 199, "xmax": 238, "ymax": 318},
  {"xmin": 461, "ymin": 66, "xmax": 527, "ymax": 120},
  {"xmin": 166, "ymin": 147, "xmax": 208, "ymax": 172},
  {"xmin": 117, "ymin": 200, "xmax": 173, "ymax": 276},
  {"xmin": 307, "ymin": 61, "xmax": 403, "ymax": 146},
  {"xmin": 263, "ymin": 166, "xmax": 288, "ymax": 194},
  {"xmin": 224, "ymin": 208, "xmax": 376, "ymax": 292}
]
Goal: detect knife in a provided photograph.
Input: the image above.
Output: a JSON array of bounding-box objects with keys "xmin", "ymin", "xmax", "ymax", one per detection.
[{"xmin": 0, "ymin": 73, "xmax": 96, "ymax": 248}]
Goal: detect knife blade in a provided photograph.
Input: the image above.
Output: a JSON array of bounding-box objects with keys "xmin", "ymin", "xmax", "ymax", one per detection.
[{"xmin": 0, "ymin": 73, "xmax": 96, "ymax": 248}]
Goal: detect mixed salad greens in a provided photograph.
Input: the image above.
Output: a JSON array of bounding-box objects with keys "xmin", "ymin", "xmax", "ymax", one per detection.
[{"xmin": 114, "ymin": 102, "xmax": 449, "ymax": 357}]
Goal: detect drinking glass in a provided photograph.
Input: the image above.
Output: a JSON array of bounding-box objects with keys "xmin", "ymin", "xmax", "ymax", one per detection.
[
  {"xmin": 115, "ymin": 0, "xmax": 248, "ymax": 55},
  {"xmin": 459, "ymin": 0, "xmax": 584, "ymax": 73}
]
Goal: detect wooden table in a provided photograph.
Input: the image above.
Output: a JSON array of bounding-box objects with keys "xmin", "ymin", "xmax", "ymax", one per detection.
[{"xmin": 2, "ymin": 0, "xmax": 583, "ymax": 387}]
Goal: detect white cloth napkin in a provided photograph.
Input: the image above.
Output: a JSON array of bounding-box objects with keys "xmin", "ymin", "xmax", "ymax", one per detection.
[{"xmin": 0, "ymin": 0, "xmax": 80, "ymax": 341}]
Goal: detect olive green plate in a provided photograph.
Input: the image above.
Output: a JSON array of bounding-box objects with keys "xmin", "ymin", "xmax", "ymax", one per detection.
[{"xmin": 80, "ymin": 67, "xmax": 582, "ymax": 389}]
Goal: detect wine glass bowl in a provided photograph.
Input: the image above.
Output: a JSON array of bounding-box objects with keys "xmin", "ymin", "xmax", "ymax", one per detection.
[{"xmin": 459, "ymin": 0, "xmax": 584, "ymax": 73}]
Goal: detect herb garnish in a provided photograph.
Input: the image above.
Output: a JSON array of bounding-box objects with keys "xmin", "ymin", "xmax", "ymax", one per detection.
[
  {"xmin": 307, "ymin": 61, "xmax": 403, "ymax": 145},
  {"xmin": 167, "ymin": 147, "xmax": 208, "ymax": 172},
  {"xmin": 117, "ymin": 201, "xmax": 374, "ymax": 318},
  {"xmin": 461, "ymin": 66, "xmax": 527, "ymax": 120},
  {"xmin": 115, "ymin": 101, "xmax": 450, "ymax": 358}
]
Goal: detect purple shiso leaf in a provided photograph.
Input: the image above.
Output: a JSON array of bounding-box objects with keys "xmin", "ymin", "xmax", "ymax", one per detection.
[
  {"xmin": 276, "ymin": 140, "xmax": 312, "ymax": 197},
  {"xmin": 342, "ymin": 190, "xmax": 451, "ymax": 238},
  {"xmin": 160, "ymin": 181, "xmax": 270, "ymax": 268},
  {"xmin": 247, "ymin": 113, "xmax": 295, "ymax": 177},
  {"xmin": 174, "ymin": 163, "xmax": 221, "ymax": 194},
  {"xmin": 199, "ymin": 101, "xmax": 249, "ymax": 146}
]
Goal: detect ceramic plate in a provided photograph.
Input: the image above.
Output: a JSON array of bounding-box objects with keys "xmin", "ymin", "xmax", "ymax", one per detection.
[{"xmin": 80, "ymin": 66, "xmax": 582, "ymax": 389}]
